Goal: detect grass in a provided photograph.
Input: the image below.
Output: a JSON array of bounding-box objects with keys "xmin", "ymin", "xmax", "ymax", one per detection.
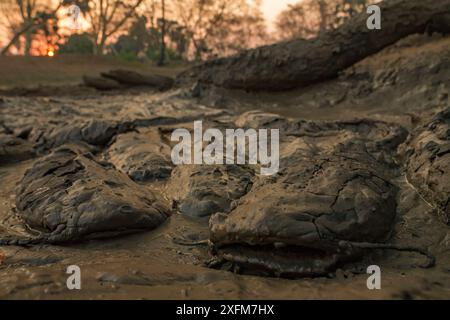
[{"xmin": 0, "ymin": 54, "xmax": 190, "ymax": 89}]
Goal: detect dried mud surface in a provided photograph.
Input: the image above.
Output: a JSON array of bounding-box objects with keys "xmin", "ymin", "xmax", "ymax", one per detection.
[{"xmin": 0, "ymin": 35, "xmax": 449, "ymax": 299}]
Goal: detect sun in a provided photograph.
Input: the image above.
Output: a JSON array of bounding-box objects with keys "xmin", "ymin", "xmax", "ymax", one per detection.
[{"xmin": 47, "ymin": 44, "xmax": 55, "ymax": 57}]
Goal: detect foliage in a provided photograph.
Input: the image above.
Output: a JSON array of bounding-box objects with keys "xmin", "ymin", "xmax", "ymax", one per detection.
[
  {"xmin": 67, "ymin": 0, "xmax": 145, "ymax": 54},
  {"xmin": 276, "ymin": 0, "xmax": 373, "ymax": 41},
  {"xmin": 59, "ymin": 33, "xmax": 94, "ymax": 54},
  {"xmin": 171, "ymin": 0, "xmax": 268, "ymax": 60},
  {"xmin": 110, "ymin": 15, "xmax": 183, "ymax": 62}
]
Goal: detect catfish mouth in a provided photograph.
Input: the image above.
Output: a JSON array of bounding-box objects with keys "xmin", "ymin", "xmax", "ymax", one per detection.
[{"xmin": 210, "ymin": 243, "xmax": 352, "ymax": 278}]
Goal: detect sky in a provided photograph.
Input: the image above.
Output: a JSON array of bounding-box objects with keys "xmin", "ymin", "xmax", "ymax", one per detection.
[{"xmin": 261, "ymin": 0, "xmax": 300, "ymax": 30}]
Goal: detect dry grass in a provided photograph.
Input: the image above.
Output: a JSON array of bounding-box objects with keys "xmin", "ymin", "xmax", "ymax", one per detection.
[{"xmin": 0, "ymin": 54, "xmax": 190, "ymax": 89}]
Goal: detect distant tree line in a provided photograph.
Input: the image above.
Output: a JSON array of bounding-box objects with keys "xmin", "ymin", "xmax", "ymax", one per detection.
[
  {"xmin": 0, "ymin": 0, "xmax": 382, "ymax": 62},
  {"xmin": 275, "ymin": 0, "xmax": 379, "ymax": 40}
]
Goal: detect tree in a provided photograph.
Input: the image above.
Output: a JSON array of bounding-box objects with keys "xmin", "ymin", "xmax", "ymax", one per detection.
[
  {"xmin": 157, "ymin": 0, "xmax": 166, "ymax": 65},
  {"xmin": 0, "ymin": 0, "xmax": 25, "ymax": 54},
  {"xmin": 275, "ymin": 2, "xmax": 318, "ymax": 40},
  {"xmin": 59, "ymin": 33, "xmax": 94, "ymax": 54},
  {"xmin": 109, "ymin": 13, "xmax": 187, "ymax": 62},
  {"xmin": 276, "ymin": 0, "xmax": 371, "ymax": 41},
  {"xmin": 166, "ymin": 22, "xmax": 188, "ymax": 58},
  {"xmin": 68, "ymin": 0, "xmax": 145, "ymax": 54},
  {"xmin": 171, "ymin": 0, "xmax": 267, "ymax": 60},
  {"xmin": 205, "ymin": 0, "xmax": 268, "ymax": 57},
  {"xmin": 1, "ymin": 0, "xmax": 62, "ymax": 55},
  {"xmin": 111, "ymin": 16, "xmax": 150, "ymax": 58}
]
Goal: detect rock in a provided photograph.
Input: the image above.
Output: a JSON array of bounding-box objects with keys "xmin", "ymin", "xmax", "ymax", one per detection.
[
  {"xmin": 106, "ymin": 128, "xmax": 173, "ymax": 182},
  {"xmin": 404, "ymin": 107, "xmax": 450, "ymax": 224},
  {"xmin": 15, "ymin": 144, "xmax": 170, "ymax": 243}
]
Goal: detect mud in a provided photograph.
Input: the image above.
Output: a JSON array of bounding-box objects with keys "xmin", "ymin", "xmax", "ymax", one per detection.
[
  {"xmin": 0, "ymin": 34, "xmax": 449, "ymax": 299},
  {"xmin": 403, "ymin": 108, "xmax": 450, "ymax": 225},
  {"xmin": 167, "ymin": 164, "xmax": 254, "ymax": 218},
  {"xmin": 14, "ymin": 144, "xmax": 170, "ymax": 243},
  {"xmin": 208, "ymin": 127, "xmax": 400, "ymax": 277},
  {"xmin": 106, "ymin": 128, "xmax": 174, "ymax": 182}
]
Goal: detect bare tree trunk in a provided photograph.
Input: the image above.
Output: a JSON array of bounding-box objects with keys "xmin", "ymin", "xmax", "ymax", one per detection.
[
  {"xmin": 24, "ymin": 1, "xmax": 32, "ymax": 55},
  {"xmin": 318, "ymin": 0, "xmax": 327, "ymax": 33},
  {"xmin": 24, "ymin": 29, "xmax": 32, "ymax": 55},
  {"xmin": 96, "ymin": 38, "xmax": 106, "ymax": 55},
  {"xmin": 157, "ymin": 0, "xmax": 166, "ymax": 66},
  {"xmin": 184, "ymin": 0, "xmax": 450, "ymax": 91}
]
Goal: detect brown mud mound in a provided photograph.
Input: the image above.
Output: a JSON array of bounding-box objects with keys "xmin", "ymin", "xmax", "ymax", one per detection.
[
  {"xmin": 33, "ymin": 119, "xmax": 135, "ymax": 153},
  {"xmin": 167, "ymin": 164, "xmax": 254, "ymax": 218},
  {"xmin": 106, "ymin": 128, "xmax": 173, "ymax": 182},
  {"xmin": 205, "ymin": 113, "xmax": 414, "ymax": 277},
  {"xmin": 403, "ymin": 107, "xmax": 450, "ymax": 224},
  {"xmin": 208, "ymin": 145, "xmax": 398, "ymax": 278},
  {"xmin": 12, "ymin": 144, "xmax": 170, "ymax": 243},
  {"xmin": 236, "ymin": 110, "xmax": 408, "ymax": 166}
]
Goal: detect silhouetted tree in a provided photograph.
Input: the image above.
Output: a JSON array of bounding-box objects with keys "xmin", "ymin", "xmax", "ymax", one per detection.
[
  {"xmin": 172, "ymin": 0, "xmax": 267, "ymax": 60},
  {"xmin": 276, "ymin": 0, "xmax": 372, "ymax": 40},
  {"xmin": 0, "ymin": 0, "xmax": 62, "ymax": 55},
  {"xmin": 59, "ymin": 33, "xmax": 94, "ymax": 54},
  {"xmin": 68, "ymin": 0, "xmax": 145, "ymax": 54}
]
